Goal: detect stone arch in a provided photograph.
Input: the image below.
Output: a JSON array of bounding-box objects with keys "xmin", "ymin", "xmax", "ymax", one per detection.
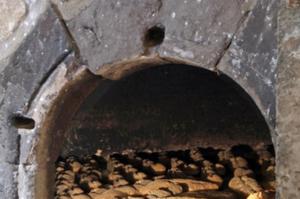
[{"xmin": 16, "ymin": 56, "xmax": 274, "ymax": 198}]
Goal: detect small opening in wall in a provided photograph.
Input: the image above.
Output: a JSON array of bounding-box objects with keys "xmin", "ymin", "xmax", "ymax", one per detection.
[
  {"xmin": 11, "ymin": 114, "xmax": 35, "ymax": 129},
  {"xmin": 143, "ymin": 24, "xmax": 165, "ymax": 48}
]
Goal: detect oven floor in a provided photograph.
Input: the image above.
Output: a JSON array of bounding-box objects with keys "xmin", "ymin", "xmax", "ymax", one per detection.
[{"xmin": 55, "ymin": 144, "xmax": 275, "ymax": 199}]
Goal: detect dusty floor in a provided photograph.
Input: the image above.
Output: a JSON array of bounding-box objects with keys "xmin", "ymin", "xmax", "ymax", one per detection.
[{"xmin": 55, "ymin": 143, "xmax": 275, "ymax": 199}]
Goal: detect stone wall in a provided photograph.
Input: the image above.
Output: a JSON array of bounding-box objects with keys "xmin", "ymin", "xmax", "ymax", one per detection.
[
  {"xmin": 0, "ymin": 0, "xmax": 298, "ymax": 198},
  {"xmin": 0, "ymin": 1, "xmax": 72, "ymax": 198},
  {"xmin": 277, "ymin": 0, "xmax": 300, "ymax": 197}
]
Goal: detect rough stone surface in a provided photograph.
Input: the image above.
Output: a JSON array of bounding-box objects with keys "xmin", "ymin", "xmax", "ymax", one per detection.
[
  {"xmin": 277, "ymin": 1, "xmax": 300, "ymax": 198},
  {"xmin": 0, "ymin": 0, "xmax": 49, "ymax": 62},
  {"xmin": 58, "ymin": 0, "xmax": 246, "ymax": 73},
  {"xmin": 52, "ymin": 0, "xmax": 278, "ymax": 129},
  {"xmin": 0, "ymin": 0, "xmax": 26, "ymax": 42},
  {"xmin": 63, "ymin": 0, "xmax": 164, "ymax": 69},
  {"xmin": 157, "ymin": 0, "xmax": 247, "ymax": 68},
  {"xmin": 219, "ymin": 0, "xmax": 279, "ymax": 128},
  {"xmin": 52, "ymin": 0, "xmax": 93, "ymax": 21},
  {"xmin": 0, "ymin": 163, "xmax": 18, "ymax": 199},
  {"xmin": 0, "ymin": 4, "xmax": 72, "ymax": 199},
  {"xmin": 0, "ymin": 7, "xmax": 71, "ymax": 163}
]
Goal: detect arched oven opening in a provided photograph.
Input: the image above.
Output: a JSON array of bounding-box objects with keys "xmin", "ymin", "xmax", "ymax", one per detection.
[{"xmin": 35, "ymin": 63, "xmax": 275, "ymax": 199}]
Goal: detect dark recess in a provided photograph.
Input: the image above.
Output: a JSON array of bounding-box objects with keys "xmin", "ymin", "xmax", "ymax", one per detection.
[
  {"xmin": 62, "ymin": 64, "xmax": 271, "ymax": 156},
  {"xmin": 11, "ymin": 114, "xmax": 35, "ymax": 129},
  {"xmin": 143, "ymin": 24, "xmax": 165, "ymax": 48}
]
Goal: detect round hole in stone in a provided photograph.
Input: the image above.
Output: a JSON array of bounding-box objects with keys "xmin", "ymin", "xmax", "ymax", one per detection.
[
  {"xmin": 11, "ymin": 114, "xmax": 35, "ymax": 129},
  {"xmin": 143, "ymin": 24, "xmax": 165, "ymax": 47}
]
